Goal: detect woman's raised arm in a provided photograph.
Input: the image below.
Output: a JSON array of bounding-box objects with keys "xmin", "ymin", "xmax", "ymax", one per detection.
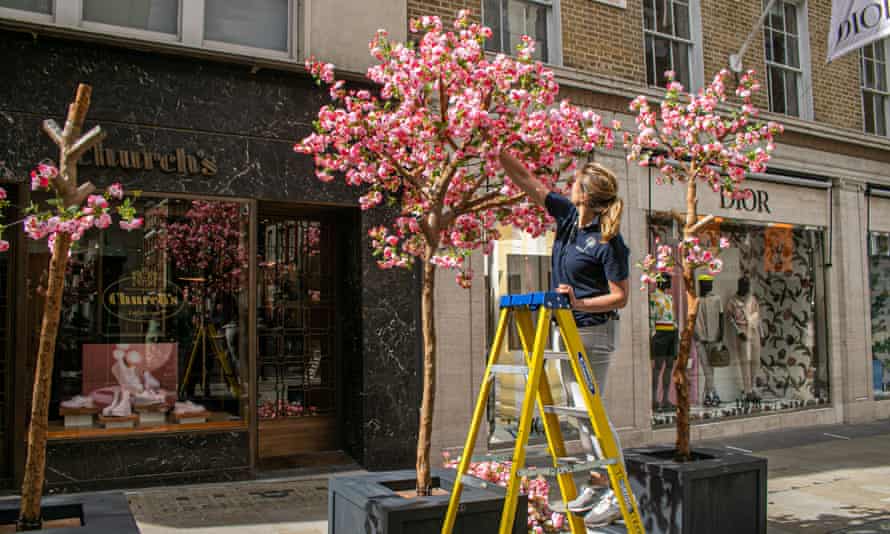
[{"xmin": 498, "ymin": 151, "xmax": 550, "ymax": 207}]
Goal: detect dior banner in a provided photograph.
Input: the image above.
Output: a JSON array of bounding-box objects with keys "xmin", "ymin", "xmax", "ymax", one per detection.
[{"xmin": 828, "ymin": 0, "xmax": 890, "ymax": 62}]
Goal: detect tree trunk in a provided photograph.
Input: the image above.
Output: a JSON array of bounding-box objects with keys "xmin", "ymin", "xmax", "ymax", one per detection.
[
  {"xmin": 416, "ymin": 255, "xmax": 436, "ymax": 496},
  {"xmin": 673, "ymin": 176, "xmax": 699, "ymax": 461},
  {"xmin": 18, "ymin": 233, "xmax": 72, "ymax": 530}
]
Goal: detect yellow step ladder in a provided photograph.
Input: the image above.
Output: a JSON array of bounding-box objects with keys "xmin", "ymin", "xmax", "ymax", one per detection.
[{"xmin": 441, "ymin": 292, "xmax": 645, "ymax": 534}]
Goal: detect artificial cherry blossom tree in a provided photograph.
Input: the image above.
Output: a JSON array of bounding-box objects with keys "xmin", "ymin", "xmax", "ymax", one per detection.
[
  {"xmin": 0, "ymin": 84, "xmax": 141, "ymax": 530},
  {"xmin": 629, "ymin": 70, "xmax": 783, "ymax": 460},
  {"xmin": 296, "ymin": 10, "xmax": 616, "ymax": 494},
  {"xmin": 163, "ymin": 200, "xmax": 248, "ymax": 304}
]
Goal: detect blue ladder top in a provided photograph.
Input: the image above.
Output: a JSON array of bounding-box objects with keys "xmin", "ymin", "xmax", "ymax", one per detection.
[{"xmin": 499, "ymin": 292, "xmax": 572, "ymax": 310}]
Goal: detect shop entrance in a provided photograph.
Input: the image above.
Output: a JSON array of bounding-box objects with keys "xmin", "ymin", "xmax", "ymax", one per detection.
[{"xmin": 255, "ymin": 204, "xmax": 353, "ymax": 469}]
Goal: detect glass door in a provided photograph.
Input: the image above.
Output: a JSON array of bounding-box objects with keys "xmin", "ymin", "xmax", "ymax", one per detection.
[{"xmin": 256, "ymin": 212, "xmax": 338, "ymax": 464}]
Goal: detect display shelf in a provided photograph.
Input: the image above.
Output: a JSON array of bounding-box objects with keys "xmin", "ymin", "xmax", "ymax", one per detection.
[{"xmin": 47, "ymin": 417, "xmax": 245, "ymax": 440}]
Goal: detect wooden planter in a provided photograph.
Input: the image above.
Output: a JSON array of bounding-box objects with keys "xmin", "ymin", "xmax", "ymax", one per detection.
[
  {"xmin": 258, "ymin": 414, "xmax": 337, "ymax": 459},
  {"xmin": 624, "ymin": 446, "xmax": 767, "ymax": 534},
  {"xmin": 328, "ymin": 469, "xmax": 526, "ymax": 534}
]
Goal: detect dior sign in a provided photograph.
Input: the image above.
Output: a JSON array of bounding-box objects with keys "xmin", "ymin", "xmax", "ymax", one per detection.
[{"xmin": 720, "ymin": 188, "xmax": 772, "ymax": 214}]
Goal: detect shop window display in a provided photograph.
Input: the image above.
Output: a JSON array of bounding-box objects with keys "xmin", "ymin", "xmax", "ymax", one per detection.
[
  {"xmin": 648, "ymin": 216, "xmax": 830, "ymax": 426},
  {"xmin": 29, "ymin": 195, "xmax": 250, "ymax": 436},
  {"xmin": 870, "ymin": 232, "xmax": 890, "ymax": 399}
]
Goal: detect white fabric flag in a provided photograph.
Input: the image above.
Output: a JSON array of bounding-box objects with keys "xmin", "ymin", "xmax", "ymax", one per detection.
[{"xmin": 828, "ymin": 0, "xmax": 890, "ymax": 62}]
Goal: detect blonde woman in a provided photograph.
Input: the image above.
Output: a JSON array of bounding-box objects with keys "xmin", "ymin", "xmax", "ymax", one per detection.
[{"xmin": 498, "ymin": 152, "xmax": 629, "ymax": 528}]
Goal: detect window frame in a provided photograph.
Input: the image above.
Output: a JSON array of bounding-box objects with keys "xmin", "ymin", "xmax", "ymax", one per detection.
[
  {"xmin": 641, "ymin": 0, "xmax": 704, "ymax": 92},
  {"xmin": 762, "ymin": 0, "xmax": 813, "ymax": 120},
  {"xmin": 0, "ymin": 0, "xmax": 301, "ymax": 62},
  {"xmin": 482, "ymin": 0, "xmax": 563, "ymax": 67},
  {"xmin": 861, "ymin": 39, "xmax": 890, "ymax": 137}
]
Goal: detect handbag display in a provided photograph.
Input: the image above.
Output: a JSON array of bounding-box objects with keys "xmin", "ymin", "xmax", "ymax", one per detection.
[{"xmin": 708, "ymin": 343, "xmax": 730, "ymax": 368}]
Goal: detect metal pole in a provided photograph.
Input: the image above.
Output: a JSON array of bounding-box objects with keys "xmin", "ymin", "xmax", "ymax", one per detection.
[{"xmin": 729, "ymin": 0, "xmax": 777, "ymax": 73}]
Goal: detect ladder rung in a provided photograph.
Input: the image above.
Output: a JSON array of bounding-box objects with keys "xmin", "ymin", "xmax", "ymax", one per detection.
[
  {"xmin": 542, "ymin": 405, "xmax": 591, "ymax": 419},
  {"xmin": 543, "ymin": 352, "xmax": 569, "ymax": 360},
  {"xmin": 517, "ymin": 458, "xmax": 617, "ymax": 477},
  {"xmin": 489, "ymin": 364, "xmax": 529, "ymax": 375}
]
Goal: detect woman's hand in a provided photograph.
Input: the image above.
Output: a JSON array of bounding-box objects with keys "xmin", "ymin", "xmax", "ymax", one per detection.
[{"xmin": 556, "ymin": 284, "xmax": 577, "ymax": 308}]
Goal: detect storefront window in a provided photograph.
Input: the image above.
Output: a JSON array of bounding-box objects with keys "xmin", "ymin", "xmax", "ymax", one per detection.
[
  {"xmin": 29, "ymin": 195, "xmax": 250, "ymax": 436},
  {"xmin": 648, "ymin": 215, "xmax": 830, "ymax": 426},
  {"xmin": 870, "ymin": 232, "xmax": 890, "ymax": 400}
]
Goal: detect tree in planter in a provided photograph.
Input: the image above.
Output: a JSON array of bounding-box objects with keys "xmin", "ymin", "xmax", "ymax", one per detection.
[
  {"xmin": 628, "ymin": 70, "xmax": 783, "ymax": 460},
  {"xmin": 295, "ymin": 10, "xmax": 616, "ymax": 495},
  {"xmin": 0, "ymin": 84, "xmax": 141, "ymax": 530}
]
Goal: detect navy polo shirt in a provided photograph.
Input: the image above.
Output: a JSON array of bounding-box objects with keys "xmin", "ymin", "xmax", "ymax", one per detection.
[{"xmin": 546, "ymin": 192, "xmax": 630, "ymax": 327}]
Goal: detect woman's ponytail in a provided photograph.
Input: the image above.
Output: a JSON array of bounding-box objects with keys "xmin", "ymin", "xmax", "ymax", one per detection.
[{"xmin": 600, "ymin": 197, "xmax": 623, "ymax": 242}]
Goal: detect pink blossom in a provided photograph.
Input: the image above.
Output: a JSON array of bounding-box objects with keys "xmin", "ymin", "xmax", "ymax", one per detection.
[
  {"xmin": 87, "ymin": 195, "xmax": 108, "ymax": 209},
  {"xmin": 0, "ymin": 187, "xmax": 6, "ymax": 200},
  {"xmin": 95, "ymin": 213, "xmax": 112, "ymax": 229},
  {"xmin": 0, "ymin": 240, "xmax": 8, "ymax": 252},
  {"xmin": 119, "ymin": 217, "xmax": 143, "ymax": 231},
  {"xmin": 107, "ymin": 183, "xmax": 124, "ymax": 200}
]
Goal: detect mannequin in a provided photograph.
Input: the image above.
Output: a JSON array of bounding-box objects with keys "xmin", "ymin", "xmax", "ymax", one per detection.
[
  {"xmin": 726, "ymin": 277, "xmax": 763, "ymax": 402},
  {"xmin": 694, "ymin": 276, "xmax": 723, "ymax": 406},
  {"xmin": 650, "ymin": 276, "xmax": 677, "ymax": 412}
]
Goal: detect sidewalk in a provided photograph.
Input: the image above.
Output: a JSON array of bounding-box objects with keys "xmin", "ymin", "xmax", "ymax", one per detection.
[{"xmin": 128, "ymin": 419, "xmax": 890, "ymax": 534}]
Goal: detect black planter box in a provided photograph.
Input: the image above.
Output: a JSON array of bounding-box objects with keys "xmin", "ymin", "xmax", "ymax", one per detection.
[
  {"xmin": 328, "ymin": 468, "xmax": 527, "ymax": 534},
  {"xmin": 624, "ymin": 446, "xmax": 767, "ymax": 534},
  {"xmin": 0, "ymin": 492, "xmax": 139, "ymax": 533}
]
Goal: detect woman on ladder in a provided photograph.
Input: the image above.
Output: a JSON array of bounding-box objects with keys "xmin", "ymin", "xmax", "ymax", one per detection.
[{"xmin": 498, "ymin": 150, "xmax": 629, "ymax": 529}]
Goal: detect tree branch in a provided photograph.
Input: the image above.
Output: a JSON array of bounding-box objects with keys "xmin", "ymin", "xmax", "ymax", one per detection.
[
  {"xmin": 464, "ymin": 193, "xmax": 525, "ymax": 214},
  {"xmin": 42, "ymin": 120, "xmax": 63, "ymax": 147},
  {"xmin": 688, "ymin": 214, "xmax": 716, "ymax": 236},
  {"xmin": 65, "ymin": 126, "xmax": 106, "ymax": 163}
]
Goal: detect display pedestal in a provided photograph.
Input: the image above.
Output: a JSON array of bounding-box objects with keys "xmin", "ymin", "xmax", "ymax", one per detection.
[
  {"xmin": 59, "ymin": 407, "xmax": 99, "ymax": 428},
  {"xmin": 134, "ymin": 403, "xmax": 169, "ymax": 426},
  {"xmin": 97, "ymin": 414, "xmax": 138, "ymax": 429},
  {"xmin": 172, "ymin": 410, "xmax": 210, "ymax": 424}
]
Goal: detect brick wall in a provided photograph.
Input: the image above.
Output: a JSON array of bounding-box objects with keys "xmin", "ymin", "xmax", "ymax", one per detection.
[
  {"xmin": 561, "ymin": 0, "xmax": 646, "ymax": 83},
  {"xmin": 407, "ymin": 0, "xmax": 480, "ymax": 30},
  {"xmin": 808, "ymin": 0, "xmax": 861, "ymax": 130},
  {"xmin": 407, "ymin": 0, "xmax": 870, "ymax": 139},
  {"xmin": 700, "ymin": 0, "xmax": 769, "ymax": 112}
]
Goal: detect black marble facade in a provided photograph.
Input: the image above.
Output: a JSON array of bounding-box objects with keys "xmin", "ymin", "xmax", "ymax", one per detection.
[
  {"xmin": 45, "ymin": 431, "xmax": 251, "ymax": 493},
  {"xmin": 0, "ymin": 29, "xmax": 421, "ymax": 487}
]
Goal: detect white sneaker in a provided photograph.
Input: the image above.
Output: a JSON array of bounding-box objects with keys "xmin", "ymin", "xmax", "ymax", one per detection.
[
  {"xmin": 568, "ymin": 486, "xmax": 602, "ymax": 513},
  {"xmin": 583, "ymin": 490, "xmax": 621, "ymax": 527},
  {"xmin": 133, "ymin": 390, "xmax": 166, "ymax": 406},
  {"xmin": 61, "ymin": 395, "xmax": 94, "ymax": 409},
  {"xmin": 108, "ymin": 395, "xmax": 132, "ymax": 417},
  {"xmin": 174, "ymin": 401, "xmax": 206, "ymax": 414}
]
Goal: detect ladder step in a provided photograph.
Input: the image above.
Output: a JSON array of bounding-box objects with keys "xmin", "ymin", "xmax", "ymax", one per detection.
[
  {"xmin": 517, "ymin": 458, "xmax": 617, "ymax": 477},
  {"xmin": 489, "ymin": 364, "xmax": 529, "ymax": 375},
  {"xmin": 544, "ymin": 351, "xmax": 569, "ymax": 360},
  {"xmin": 542, "ymin": 405, "xmax": 591, "ymax": 419}
]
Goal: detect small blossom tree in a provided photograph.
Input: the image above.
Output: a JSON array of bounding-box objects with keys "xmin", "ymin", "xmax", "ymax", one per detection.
[
  {"xmin": 627, "ymin": 70, "xmax": 783, "ymax": 460},
  {"xmin": 163, "ymin": 200, "xmax": 248, "ymax": 304},
  {"xmin": 0, "ymin": 85, "xmax": 141, "ymax": 530},
  {"xmin": 296, "ymin": 11, "xmax": 616, "ymax": 494}
]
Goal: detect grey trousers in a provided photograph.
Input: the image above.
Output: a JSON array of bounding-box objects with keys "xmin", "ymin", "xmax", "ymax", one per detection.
[{"xmin": 557, "ymin": 320, "xmax": 624, "ymax": 468}]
